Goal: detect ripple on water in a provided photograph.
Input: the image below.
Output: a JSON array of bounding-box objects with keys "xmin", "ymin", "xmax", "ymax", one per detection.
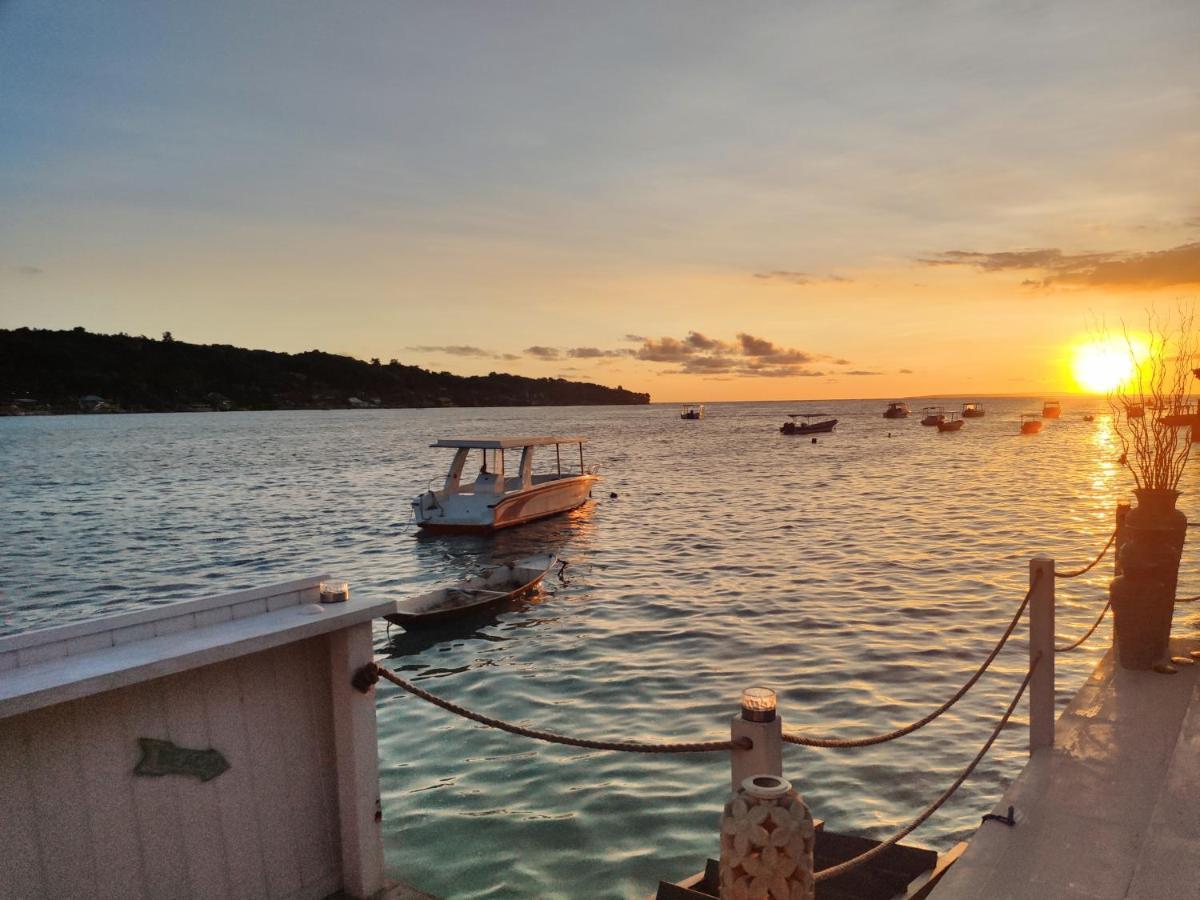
[{"xmin": 0, "ymin": 399, "xmax": 1177, "ymax": 898}]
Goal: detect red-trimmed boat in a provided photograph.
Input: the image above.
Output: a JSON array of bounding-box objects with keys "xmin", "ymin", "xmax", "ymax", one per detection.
[{"xmin": 412, "ymin": 437, "xmax": 597, "ymax": 533}]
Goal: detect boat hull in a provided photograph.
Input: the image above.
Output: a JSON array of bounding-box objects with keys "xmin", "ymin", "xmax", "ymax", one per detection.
[
  {"xmin": 883, "ymin": 410, "xmax": 909, "ymax": 419},
  {"xmin": 781, "ymin": 419, "xmax": 837, "ymax": 435},
  {"xmin": 387, "ymin": 554, "xmax": 557, "ymax": 625},
  {"xmin": 1021, "ymin": 422, "xmax": 1043, "ymax": 434},
  {"xmin": 937, "ymin": 419, "xmax": 964, "ymax": 432},
  {"xmin": 416, "ymin": 475, "xmax": 598, "ymax": 533},
  {"xmin": 920, "ymin": 416, "xmax": 944, "ymax": 426},
  {"xmin": 961, "ymin": 410, "xmax": 985, "ymax": 418}
]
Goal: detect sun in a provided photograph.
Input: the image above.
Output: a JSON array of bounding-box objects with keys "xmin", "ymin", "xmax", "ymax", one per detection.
[{"xmin": 1071, "ymin": 336, "xmax": 1144, "ymax": 394}]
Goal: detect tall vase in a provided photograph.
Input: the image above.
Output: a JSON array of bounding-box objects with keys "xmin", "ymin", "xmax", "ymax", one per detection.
[
  {"xmin": 719, "ymin": 775, "xmax": 815, "ymax": 900},
  {"xmin": 1109, "ymin": 489, "xmax": 1188, "ymax": 670}
]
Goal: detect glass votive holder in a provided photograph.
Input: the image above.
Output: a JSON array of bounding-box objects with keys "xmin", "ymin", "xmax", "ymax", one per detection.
[
  {"xmin": 741, "ymin": 686, "xmax": 777, "ymax": 722},
  {"xmin": 320, "ymin": 581, "xmax": 350, "ymax": 603}
]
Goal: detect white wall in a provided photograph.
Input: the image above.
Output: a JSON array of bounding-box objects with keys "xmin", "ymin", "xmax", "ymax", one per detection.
[{"xmin": 1, "ymin": 634, "xmax": 343, "ymax": 900}]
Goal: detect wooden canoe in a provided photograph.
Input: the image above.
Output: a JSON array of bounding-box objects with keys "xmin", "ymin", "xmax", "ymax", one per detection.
[{"xmin": 386, "ymin": 554, "xmax": 558, "ymax": 626}]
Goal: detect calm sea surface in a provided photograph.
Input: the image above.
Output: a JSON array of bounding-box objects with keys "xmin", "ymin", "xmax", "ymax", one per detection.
[{"xmin": 5, "ymin": 398, "xmax": 1200, "ymax": 898}]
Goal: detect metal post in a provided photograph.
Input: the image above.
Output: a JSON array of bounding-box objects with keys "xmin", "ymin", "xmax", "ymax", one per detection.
[
  {"xmin": 730, "ymin": 687, "xmax": 783, "ymax": 791},
  {"xmin": 578, "ymin": 442, "xmax": 584, "ymax": 474},
  {"xmin": 1029, "ymin": 556, "xmax": 1055, "ymax": 754},
  {"xmin": 1115, "ymin": 502, "xmax": 1130, "ymax": 576},
  {"xmin": 556, "ymin": 443, "xmax": 561, "ymax": 475}
]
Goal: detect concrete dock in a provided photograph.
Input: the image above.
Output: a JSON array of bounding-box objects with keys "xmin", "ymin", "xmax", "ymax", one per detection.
[{"xmin": 934, "ymin": 637, "xmax": 1200, "ymax": 899}]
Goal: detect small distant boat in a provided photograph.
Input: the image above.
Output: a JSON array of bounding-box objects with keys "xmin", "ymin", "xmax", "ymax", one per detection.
[
  {"xmin": 1021, "ymin": 414, "xmax": 1043, "ymax": 435},
  {"xmin": 386, "ymin": 554, "xmax": 558, "ymax": 626},
  {"xmin": 681, "ymin": 405, "xmax": 704, "ymax": 420},
  {"xmin": 413, "ymin": 436, "xmax": 598, "ymax": 533},
  {"xmin": 1042, "ymin": 400, "xmax": 1061, "ymax": 419},
  {"xmin": 961, "ymin": 402, "xmax": 986, "ymax": 418},
  {"xmin": 1083, "ymin": 414, "xmax": 1095, "ymax": 422},
  {"xmin": 920, "ymin": 406, "xmax": 945, "ymax": 426},
  {"xmin": 780, "ymin": 414, "xmax": 837, "ymax": 435},
  {"xmin": 937, "ymin": 412, "xmax": 964, "ymax": 432},
  {"xmin": 883, "ymin": 401, "xmax": 911, "ymax": 419},
  {"xmin": 1125, "ymin": 402, "xmax": 1144, "ymax": 419}
]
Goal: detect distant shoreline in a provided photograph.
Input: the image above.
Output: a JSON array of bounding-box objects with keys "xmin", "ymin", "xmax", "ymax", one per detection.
[{"xmin": 0, "ymin": 326, "xmax": 651, "ymax": 415}]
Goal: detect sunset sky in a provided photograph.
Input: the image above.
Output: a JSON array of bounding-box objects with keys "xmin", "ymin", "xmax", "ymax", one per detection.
[{"xmin": 2, "ymin": 1, "xmax": 1198, "ymax": 401}]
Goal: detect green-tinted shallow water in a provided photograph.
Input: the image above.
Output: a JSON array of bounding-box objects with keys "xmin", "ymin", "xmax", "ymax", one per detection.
[{"xmin": 5, "ymin": 398, "xmax": 1198, "ymax": 897}]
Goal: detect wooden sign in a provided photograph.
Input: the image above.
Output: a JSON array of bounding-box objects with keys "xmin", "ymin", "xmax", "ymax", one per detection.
[{"xmin": 134, "ymin": 738, "xmax": 230, "ymax": 782}]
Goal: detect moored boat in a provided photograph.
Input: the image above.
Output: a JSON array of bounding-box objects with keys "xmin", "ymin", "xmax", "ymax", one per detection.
[
  {"xmin": 961, "ymin": 402, "xmax": 986, "ymax": 418},
  {"xmin": 1020, "ymin": 413, "xmax": 1043, "ymax": 434},
  {"xmin": 780, "ymin": 414, "xmax": 837, "ymax": 435},
  {"xmin": 1042, "ymin": 400, "xmax": 1061, "ymax": 419},
  {"xmin": 412, "ymin": 437, "xmax": 598, "ymax": 533},
  {"xmin": 937, "ymin": 412, "xmax": 964, "ymax": 432},
  {"xmin": 681, "ymin": 404, "xmax": 704, "ymax": 420},
  {"xmin": 883, "ymin": 401, "xmax": 911, "ymax": 419},
  {"xmin": 919, "ymin": 406, "xmax": 945, "ymax": 426},
  {"xmin": 386, "ymin": 554, "xmax": 558, "ymax": 626}
]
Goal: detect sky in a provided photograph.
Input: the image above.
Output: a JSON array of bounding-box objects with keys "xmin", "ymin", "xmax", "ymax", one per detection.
[{"xmin": 1, "ymin": 0, "xmax": 1198, "ymax": 401}]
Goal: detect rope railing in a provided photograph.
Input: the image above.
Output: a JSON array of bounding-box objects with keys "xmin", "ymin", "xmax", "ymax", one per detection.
[
  {"xmin": 1054, "ymin": 528, "xmax": 1117, "ymax": 579},
  {"xmin": 1055, "ymin": 601, "xmax": 1110, "ymax": 652},
  {"xmin": 364, "ymin": 663, "xmax": 749, "ymax": 753},
  {"xmin": 814, "ymin": 653, "xmax": 1040, "ymax": 883},
  {"xmin": 367, "ymin": 573, "xmax": 1043, "ymax": 757},
  {"xmin": 782, "ymin": 571, "xmax": 1040, "ymax": 748}
]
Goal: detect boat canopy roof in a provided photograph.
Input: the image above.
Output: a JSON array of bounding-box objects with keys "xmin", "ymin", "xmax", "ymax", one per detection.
[
  {"xmin": 788, "ymin": 413, "xmax": 832, "ymax": 418},
  {"xmin": 431, "ymin": 436, "xmax": 587, "ymax": 449}
]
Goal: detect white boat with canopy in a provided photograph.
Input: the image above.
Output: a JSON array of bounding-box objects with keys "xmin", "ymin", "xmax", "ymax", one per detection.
[{"xmin": 412, "ymin": 436, "xmax": 598, "ymax": 533}]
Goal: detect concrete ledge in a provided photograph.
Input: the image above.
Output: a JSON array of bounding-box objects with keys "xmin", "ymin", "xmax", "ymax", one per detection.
[{"xmin": 933, "ymin": 638, "xmax": 1200, "ymax": 899}]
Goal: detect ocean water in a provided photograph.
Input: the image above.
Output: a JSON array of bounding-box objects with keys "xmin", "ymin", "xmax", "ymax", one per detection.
[{"xmin": 4, "ymin": 398, "xmax": 1199, "ymax": 898}]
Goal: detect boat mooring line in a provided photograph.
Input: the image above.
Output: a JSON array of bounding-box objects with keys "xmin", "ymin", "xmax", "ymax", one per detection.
[
  {"xmin": 361, "ymin": 663, "xmax": 751, "ymax": 753},
  {"xmin": 1054, "ymin": 527, "xmax": 1117, "ymax": 579},
  {"xmin": 782, "ymin": 572, "xmax": 1041, "ymax": 749},
  {"xmin": 813, "ymin": 655, "xmax": 1040, "ymax": 883}
]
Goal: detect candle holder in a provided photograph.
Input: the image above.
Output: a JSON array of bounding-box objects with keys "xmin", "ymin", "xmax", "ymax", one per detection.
[
  {"xmin": 319, "ymin": 581, "xmax": 350, "ymax": 603},
  {"xmin": 741, "ymin": 686, "xmax": 777, "ymax": 722}
]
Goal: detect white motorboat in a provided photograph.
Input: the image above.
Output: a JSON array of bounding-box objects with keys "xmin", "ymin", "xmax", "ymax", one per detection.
[
  {"xmin": 412, "ymin": 436, "xmax": 598, "ymax": 533},
  {"xmin": 386, "ymin": 554, "xmax": 558, "ymax": 625}
]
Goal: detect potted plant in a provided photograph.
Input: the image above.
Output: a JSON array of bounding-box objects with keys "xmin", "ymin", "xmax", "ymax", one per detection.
[{"xmin": 1108, "ymin": 309, "xmax": 1196, "ymax": 670}]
